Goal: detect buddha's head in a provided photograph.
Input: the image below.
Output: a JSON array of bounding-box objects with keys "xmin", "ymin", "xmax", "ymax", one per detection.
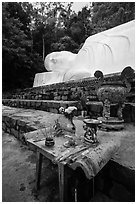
[{"xmin": 44, "ymin": 51, "xmax": 77, "ymax": 72}]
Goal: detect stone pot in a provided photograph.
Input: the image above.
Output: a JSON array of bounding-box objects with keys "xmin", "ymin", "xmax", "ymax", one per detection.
[
  {"xmin": 94, "ymin": 67, "xmax": 134, "ymax": 130},
  {"xmin": 97, "ymin": 81, "xmax": 127, "ymax": 104},
  {"xmin": 96, "ymin": 81, "xmax": 127, "ymax": 120}
]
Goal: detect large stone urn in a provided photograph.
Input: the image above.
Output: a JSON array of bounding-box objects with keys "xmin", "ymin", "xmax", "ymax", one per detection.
[{"xmin": 94, "ymin": 67, "xmax": 134, "ymax": 130}]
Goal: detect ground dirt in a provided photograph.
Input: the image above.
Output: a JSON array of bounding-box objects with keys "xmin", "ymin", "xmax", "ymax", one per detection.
[{"xmin": 2, "ymin": 131, "xmax": 59, "ymax": 202}]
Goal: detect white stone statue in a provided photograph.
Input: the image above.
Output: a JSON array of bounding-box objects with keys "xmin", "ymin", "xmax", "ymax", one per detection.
[
  {"xmin": 33, "ymin": 20, "xmax": 135, "ymax": 87},
  {"xmin": 33, "ymin": 51, "xmax": 91, "ymax": 87}
]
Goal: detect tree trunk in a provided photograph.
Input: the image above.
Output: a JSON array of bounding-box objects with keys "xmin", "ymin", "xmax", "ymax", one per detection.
[{"xmin": 42, "ymin": 35, "xmax": 45, "ymax": 62}]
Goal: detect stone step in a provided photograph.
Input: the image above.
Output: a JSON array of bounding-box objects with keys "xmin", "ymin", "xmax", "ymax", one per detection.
[
  {"xmin": 2, "ymin": 99, "xmax": 135, "ymax": 123},
  {"xmin": 2, "ymin": 99, "xmax": 79, "ymax": 114}
]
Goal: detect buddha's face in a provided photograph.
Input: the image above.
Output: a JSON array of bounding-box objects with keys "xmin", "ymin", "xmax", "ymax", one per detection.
[{"xmin": 44, "ymin": 51, "xmax": 77, "ymax": 72}]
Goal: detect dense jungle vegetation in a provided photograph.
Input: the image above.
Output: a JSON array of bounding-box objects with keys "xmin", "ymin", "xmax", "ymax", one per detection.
[{"xmin": 2, "ymin": 2, "xmax": 135, "ymax": 91}]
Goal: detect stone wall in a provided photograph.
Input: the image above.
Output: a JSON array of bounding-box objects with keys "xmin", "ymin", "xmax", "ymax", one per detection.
[
  {"xmin": 2, "ymin": 115, "xmax": 37, "ymax": 143},
  {"xmin": 3, "ymin": 72, "xmax": 135, "ymax": 103}
]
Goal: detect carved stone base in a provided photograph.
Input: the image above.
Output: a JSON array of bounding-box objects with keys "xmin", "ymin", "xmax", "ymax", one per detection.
[{"xmin": 98, "ymin": 117, "xmax": 124, "ymax": 131}]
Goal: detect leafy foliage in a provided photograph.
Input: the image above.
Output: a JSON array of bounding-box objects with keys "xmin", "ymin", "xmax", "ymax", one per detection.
[
  {"xmin": 91, "ymin": 2, "xmax": 135, "ymax": 34},
  {"xmin": 51, "ymin": 36, "xmax": 79, "ymax": 53},
  {"xmin": 2, "ymin": 2, "xmax": 44, "ymax": 91}
]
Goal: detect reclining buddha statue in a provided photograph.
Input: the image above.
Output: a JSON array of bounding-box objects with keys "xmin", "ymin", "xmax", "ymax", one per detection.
[{"xmin": 33, "ymin": 20, "xmax": 135, "ymax": 87}]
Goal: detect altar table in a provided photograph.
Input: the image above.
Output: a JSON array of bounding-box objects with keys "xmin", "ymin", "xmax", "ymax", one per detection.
[{"xmin": 27, "ymin": 132, "xmax": 120, "ymax": 201}]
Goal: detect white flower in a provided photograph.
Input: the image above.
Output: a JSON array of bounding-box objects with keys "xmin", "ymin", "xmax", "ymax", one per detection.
[
  {"xmin": 59, "ymin": 107, "xmax": 65, "ymax": 114},
  {"xmin": 65, "ymin": 106, "xmax": 77, "ymax": 114}
]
